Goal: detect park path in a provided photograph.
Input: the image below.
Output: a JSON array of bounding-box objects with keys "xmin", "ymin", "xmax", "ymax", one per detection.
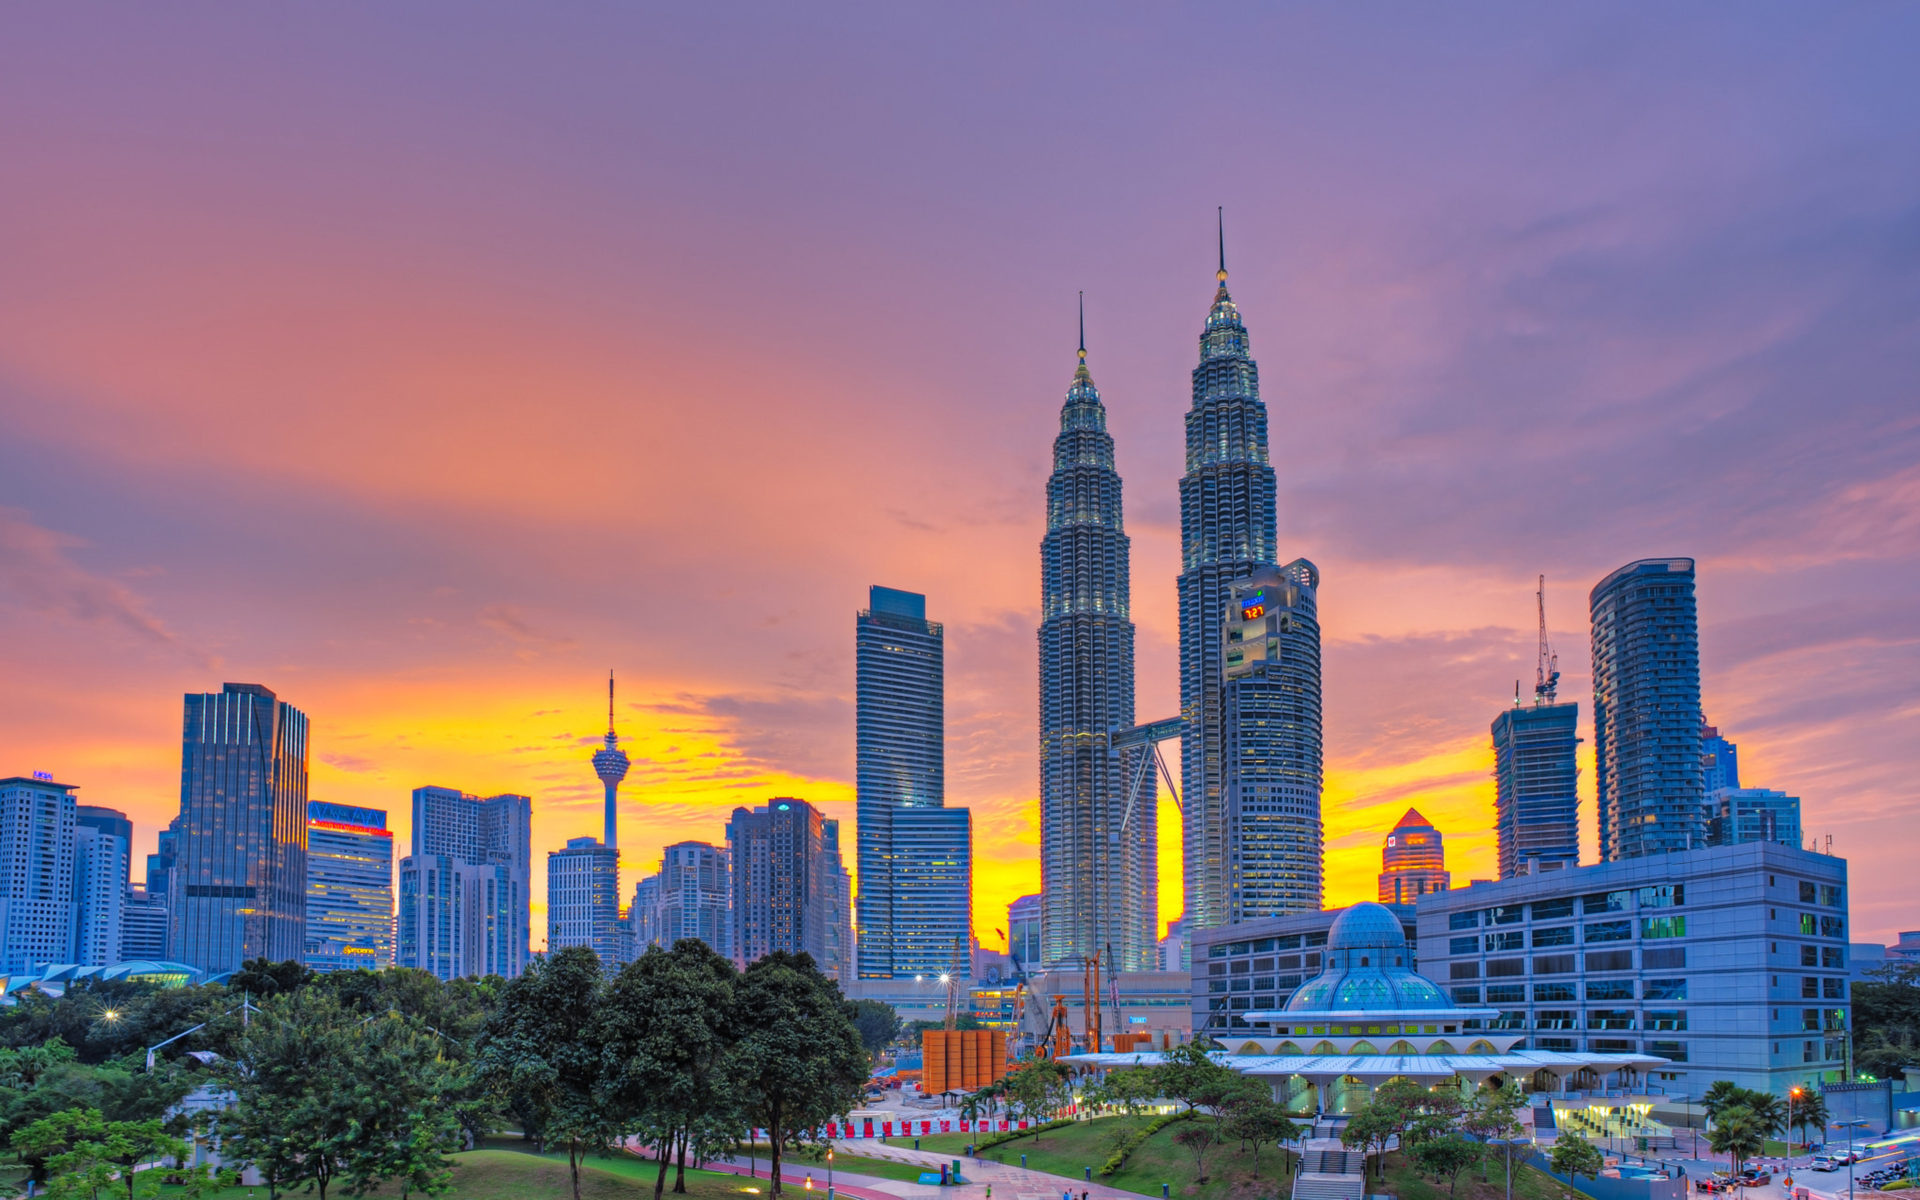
[{"xmin": 827, "ymin": 1139, "xmax": 1164, "ymax": 1200}]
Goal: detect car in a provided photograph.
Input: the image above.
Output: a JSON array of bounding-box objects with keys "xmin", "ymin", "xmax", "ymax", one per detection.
[
  {"xmin": 1695, "ymin": 1179, "xmax": 1729, "ymax": 1193},
  {"xmin": 1738, "ymin": 1170, "xmax": 1773, "ymax": 1185},
  {"xmin": 1810, "ymin": 1158, "xmax": 1839, "ymax": 1172}
]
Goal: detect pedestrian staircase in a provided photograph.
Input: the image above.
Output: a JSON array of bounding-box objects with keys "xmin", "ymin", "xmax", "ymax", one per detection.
[{"xmin": 1292, "ymin": 1138, "xmax": 1365, "ymax": 1200}]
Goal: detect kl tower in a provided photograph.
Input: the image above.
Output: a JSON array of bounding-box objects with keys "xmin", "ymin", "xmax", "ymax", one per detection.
[{"xmin": 592, "ymin": 671, "xmax": 631, "ymax": 848}]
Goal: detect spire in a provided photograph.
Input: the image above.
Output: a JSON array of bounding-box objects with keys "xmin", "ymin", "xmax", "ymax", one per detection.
[
  {"xmin": 607, "ymin": 669, "xmax": 616, "ymax": 736},
  {"xmin": 1217, "ymin": 206, "xmax": 1227, "ymax": 284},
  {"xmin": 1077, "ymin": 290, "xmax": 1086, "ymax": 362}
]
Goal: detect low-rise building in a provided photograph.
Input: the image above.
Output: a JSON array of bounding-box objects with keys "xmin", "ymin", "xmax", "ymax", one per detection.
[{"xmin": 1413, "ymin": 842, "xmax": 1848, "ymax": 1099}]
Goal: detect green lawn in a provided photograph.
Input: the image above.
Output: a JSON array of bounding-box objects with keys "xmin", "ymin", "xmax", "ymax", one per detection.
[
  {"xmin": 163, "ymin": 1147, "xmax": 766, "ymax": 1200},
  {"xmin": 1376, "ymin": 1151, "xmax": 1587, "ymax": 1200}
]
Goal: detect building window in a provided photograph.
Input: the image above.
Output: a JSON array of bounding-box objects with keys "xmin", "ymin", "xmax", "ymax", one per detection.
[
  {"xmin": 1451, "ymin": 986, "xmax": 1481, "ymax": 1004},
  {"xmin": 1488, "ymin": 905, "xmax": 1524, "ymax": 926},
  {"xmin": 1823, "ymin": 978, "xmax": 1844, "ymax": 999},
  {"xmin": 1591, "ymin": 1038, "xmax": 1636, "ymax": 1053},
  {"xmin": 1532, "ymin": 897, "xmax": 1575, "ymax": 920},
  {"xmin": 1821, "ymin": 916, "xmax": 1845, "ymax": 939},
  {"xmin": 1802, "ymin": 1008, "xmax": 1820, "ymax": 1031},
  {"xmin": 1648, "ymin": 1040, "xmax": 1688, "ymax": 1062},
  {"xmin": 1586, "ymin": 950, "xmax": 1634, "ymax": 973},
  {"xmin": 1822, "ymin": 946, "xmax": 1844, "ymax": 968},
  {"xmin": 1799, "ymin": 881, "xmax": 1817, "ymax": 904},
  {"xmin": 1637, "ymin": 884, "xmax": 1684, "ymax": 907},
  {"xmin": 1800, "ymin": 945, "xmax": 1819, "ymax": 966},
  {"xmin": 1536, "ymin": 1010, "xmax": 1577, "ymax": 1030},
  {"xmin": 1641, "ymin": 915, "xmax": 1687, "ymax": 939},
  {"xmin": 1450, "ymin": 936, "xmax": 1479, "ymax": 955},
  {"xmin": 1583, "ymin": 891, "xmax": 1629, "ymax": 914},
  {"xmin": 1487, "ymin": 958, "xmax": 1525, "ymax": 978},
  {"xmin": 1643, "ymin": 946, "xmax": 1686, "ymax": 970},
  {"xmin": 1450, "ymin": 962, "xmax": 1480, "ymax": 980},
  {"xmin": 1533, "ymin": 926, "xmax": 1575, "ymax": 948},
  {"xmin": 1230, "ymin": 959, "xmax": 1250, "ymax": 974},
  {"xmin": 1534, "ymin": 954, "xmax": 1576, "ymax": 976},
  {"xmin": 1588, "ymin": 1009, "xmax": 1636, "ymax": 1030},
  {"xmin": 1585, "ymin": 919, "xmax": 1632, "ymax": 943},
  {"xmin": 1646, "ymin": 1011, "xmax": 1688, "ymax": 1032},
  {"xmin": 1230, "ymin": 979, "xmax": 1250, "ymax": 992},
  {"xmin": 1488, "ymin": 984, "xmax": 1526, "ymax": 1003},
  {"xmin": 1820, "ymin": 884, "xmax": 1843, "ymax": 908},
  {"xmin": 1491, "ymin": 1011, "xmax": 1526, "ymax": 1030},
  {"xmin": 1801, "ymin": 978, "xmax": 1819, "ymax": 998},
  {"xmin": 1449, "ymin": 911, "xmax": 1479, "ymax": 931},
  {"xmin": 1253, "ymin": 938, "xmax": 1277, "ymax": 952},
  {"xmin": 1537, "ymin": 1037, "xmax": 1576, "ymax": 1052},
  {"xmin": 1588, "ymin": 980, "xmax": 1634, "ymax": 1001},
  {"xmin": 1486, "ymin": 932, "xmax": 1524, "ymax": 952},
  {"xmin": 1644, "ymin": 979, "xmax": 1687, "ymax": 1001},
  {"xmin": 1534, "ymin": 982, "xmax": 1576, "ymax": 1002}
]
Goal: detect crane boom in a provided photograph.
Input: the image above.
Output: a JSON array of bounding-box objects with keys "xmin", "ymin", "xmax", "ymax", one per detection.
[{"xmin": 1534, "ymin": 574, "xmax": 1560, "ymax": 703}]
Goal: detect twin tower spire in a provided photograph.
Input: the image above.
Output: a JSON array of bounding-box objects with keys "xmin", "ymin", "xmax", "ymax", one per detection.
[{"xmin": 1074, "ymin": 207, "xmax": 1228, "ymax": 375}]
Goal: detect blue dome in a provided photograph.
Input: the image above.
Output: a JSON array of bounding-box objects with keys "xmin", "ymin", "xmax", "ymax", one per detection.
[{"xmin": 1283, "ymin": 902, "xmax": 1451, "ymax": 1013}]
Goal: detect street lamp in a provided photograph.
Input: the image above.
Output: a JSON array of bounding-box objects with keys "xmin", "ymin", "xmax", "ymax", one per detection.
[
  {"xmin": 827, "ymin": 1146, "xmax": 834, "ymax": 1200},
  {"xmin": 1788, "ymin": 1088, "xmax": 1802, "ymax": 1166},
  {"xmin": 1834, "ymin": 1119, "xmax": 1871, "ymax": 1200}
]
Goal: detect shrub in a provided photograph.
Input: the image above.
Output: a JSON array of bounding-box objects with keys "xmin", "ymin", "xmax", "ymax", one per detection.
[
  {"xmin": 1099, "ymin": 1110, "xmax": 1198, "ymax": 1176},
  {"xmin": 973, "ymin": 1118, "xmax": 1076, "ymax": 1152}
]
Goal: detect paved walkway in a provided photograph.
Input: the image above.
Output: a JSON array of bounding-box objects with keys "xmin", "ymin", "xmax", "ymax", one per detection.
[{"xmin": 828, "ymin": 1140, "xmax": 1158, "ymax": 1200}]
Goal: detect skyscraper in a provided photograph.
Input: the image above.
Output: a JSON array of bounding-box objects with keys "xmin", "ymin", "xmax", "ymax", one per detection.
[
  {"xmin": 1178, "ymin": 217, "xmax": 1279, "ymax": 936},
  {"xmin": 1006, "ymin": 894, "xmax": 1041, "ymax": 969},
  {"xmin": 1493, "ymin": 586, "xmax": 1582, "ymax": 881},
  {"xmin": 1221, "ymin": 562, "xmax": 1324, "ymax": 918},
  {"xmin": 889, "ymin": 807, "xmax": 970, "ymax": 978},
  {"xmin": 1038, "ymin": 300, "xmax": 1155, "ymax": 972},
  {"xmin": 821, "ymin": 816, "xmax": 855, "ymax": 983},
  {"xmin": 591, "ymin": 673, "xmax": 630, "ymax": 850},
  {"xmin": 304, "ymin": 801, "xmax": 395, "ymax": 971},
  {"xmin": 121, "ymin": 885, "xmax": 167, "ymax": 960},
  {"xmin": 633, "ymin": 841, "xmax": 730, "ymax": 959},
  {"xmin": 170, "ymin": 684, "xmax": 309, "ymax": 973},
  {"xmin": 1702, "ymin": 721, "xmax": 1740, "ymax": 792},
  {"xmin": 1590, "ymin": 558, "xmax": 1704, "ymax": 860},
  {"xmin": 856, "ymin": 586, "xmax": 963, "ymax": 977},
  {"xmin": 72, "ymin": 820, "xmax": 126, "ymax": 966},
  {"xmin": 1376, "ymin": 808, "xmax": 1450, "ymax": 904},
  {"xmin": 726, "ymin": 798, "xmax": 846, "ymax": 976},
  {"xmin": 74, "ymin": 806, "xmax": 132, "ymax": 894},
  {"xmin": 0, "ymin": 776, "xmax": 76, "ymax": 973},
  {"xmin": 548, "ymin": 836, "xmax": 623, "ymax": 968},
  {"xmin": 398, "ymin": 786, "xmax": 530, "ymax": 980}
]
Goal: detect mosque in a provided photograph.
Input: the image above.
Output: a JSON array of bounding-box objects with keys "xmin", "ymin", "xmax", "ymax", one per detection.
[{"xmin": 1069, "ymin": 901, "xmax": 1668, "ymax": 1115}]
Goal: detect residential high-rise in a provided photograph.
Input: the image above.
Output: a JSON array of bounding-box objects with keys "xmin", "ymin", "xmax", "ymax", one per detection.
[
  {"xmin": 634, "ymin": 841, "xmax": 730, "ymax": 959},
  {"xmin": 0, "ymin": 776, "xmax": 76, "ymax": 973},
  {"xmin": 1591, "ymin": 558, "xmax": 1704, "ymax": 860},
  {"xmin": 72, "ymin": 820, "xmax": 126, "ymax": 966},
  {"xmin": 856, "ymin": 586, "xmax": 964, "ymax": 978},
  {"xmin": 1491, "ymin": 703, "xmax": 1581, "ymax": 879},
  {"xmin": 1178, "ymin": 218, "xmax": 1279, "ymax": 936},
  {"xmin": 591, "ymin": 673, "xmax": 630, "ymax": 851},
  {"xmin": 398, "ymin": 786, "xmax": 530, "ymax": 980},
  {"xmin": 1702, "ymin": 722, "xmax": 1740, "ymax": 792},
  {"xmin": 548, "ymin": 836, "xmax": 622, "ymax": 968},
  {"xmin": 1221, "ymin": 562, "xmax": 1324, "ymax": 918},
  {"xmin": 146, "ymin": 820, "xmax": 178, "ymax": 908},
  {"xmin": 1709, "ymin": 788, "xmax": 1802, "ymax": 849},
  {"xmin": 171, "ymin": 684, "xmax": 309, "ymax": 974},
  {"xmin": 121, "ymin": 885, "xmax": 168, "ymax": 960},
  {"xmin": 822, "ymin": 817, "xmax": 855, "ymax": 982},
  {"xmin": 1006, "ymin": 893, "xmax": 1041, "ymax": 969},
  {"xmin": 1038, "ymin": 305, "xmax": 1155, "ymax": 971},
  {"xmin": 304, "ymin": 801, "xmax": 395, "ymax": 972},
  {"xmin": 74, "ymin": 806, "xmax": 132, "ymax": 894},
  {"xmin": 727, "ymin": 798, "xmax": 845, "ymax": 975},
  {"xmin": 1377, "ymin": 808, "xmax": 1450, "ymax": 904}
]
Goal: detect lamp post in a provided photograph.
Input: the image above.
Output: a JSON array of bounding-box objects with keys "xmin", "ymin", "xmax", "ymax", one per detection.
[
  {"xmin": 827, "ymin": 1146, "xmax": 834, "ymax": 1200},
  {"xmin": 1834, "ymin": 1119, "xmax": 1870, "ymax": 1200},
  {"xmin": 1788, "ymin": 1088, "xmax": 1801, "ymax": 1168}
]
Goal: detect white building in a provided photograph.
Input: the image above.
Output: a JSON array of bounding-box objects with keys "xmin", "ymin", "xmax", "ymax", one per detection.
[
  {"xmin": 71, "ymin": 822, "xmax": 126, "ymax": 966},
  {"xmin": 0, "ymin": 776, "xmax": 77, "ymax": 974}
]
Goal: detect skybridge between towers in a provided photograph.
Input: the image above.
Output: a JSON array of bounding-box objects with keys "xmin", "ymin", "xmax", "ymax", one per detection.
[{"xmin": 1112, "ymin": 716, "xmax": 1184, "ymax": 831}]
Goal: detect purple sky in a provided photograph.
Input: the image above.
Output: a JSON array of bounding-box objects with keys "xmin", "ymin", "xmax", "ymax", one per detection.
[{"xmin": 1, "ymin": 4, "xmax": 1916, "ymax": 944}]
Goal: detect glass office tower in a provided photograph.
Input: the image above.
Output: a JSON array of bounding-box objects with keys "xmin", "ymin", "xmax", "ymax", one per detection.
[
  {"xmin": 1178, "ymin": 226, "xmax": 1279, "ymax": 936},
  {"xmin": 1221, "ymin": 562, "xmax": 1324, "ymax": 918},
  {"xmin": 304, "ymin": 801, "xmax": 395, "ymax": 971},
  {"xmin": 1590, "ymin": 558, "xmax": 1704, "ymax": 860},
  {"xmin": 1491, "ymin": 699, "xmax": 1581, "ymax": 877},
  {"xmin": 1039, "ymin": 313, "xmax": 1155, "ymax": 971},
  {"xmin": 170, "ymin": 684, "xmax": 309, "ymax": 973}
]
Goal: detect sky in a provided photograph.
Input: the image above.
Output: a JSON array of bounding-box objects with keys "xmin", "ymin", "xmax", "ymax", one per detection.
[{"xmin": 1, "ymin": 4, "xmax": 1916, "ymax": 950}]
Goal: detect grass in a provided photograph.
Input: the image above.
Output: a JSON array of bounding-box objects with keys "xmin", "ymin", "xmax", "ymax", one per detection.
[
  {"xmin": 161, "ymin": 1147, "xmax": 770, "ymax": 1200},
  {"xmin": 1376, "ymin": 1151, "xmax": 1586, "ymax": 1200}
]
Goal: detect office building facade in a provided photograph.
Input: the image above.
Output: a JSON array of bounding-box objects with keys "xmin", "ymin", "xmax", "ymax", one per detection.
[
  {"xmin": 121, "ymin": 885, "xmax": 168, "ymax": 960},
  {"xmin": 304, "ymin": 801, "xmax": 395, "ymax": 972},
  {"xmin": 1179, "ymin": 229, "xmax": 1280, "ymax": 936},
  {"xmin": 1378, "ymin": 808, "xmax": 1450, "ymax": 904},
  {"xmin": 727, "ymin": 799, "xmax": 847, "ymax": 976},
  {"xmin": 634, "ymin": 840, "xmax": 730, "ymax": 959},
  {"xmin": 74, "ymin": 806, "xmax": 132, "ymax": 893},
  {"xmin": 1038, "ymin": 319, "xmax": 1156, "ymax": 972},
  {"xmin": 1007, "ymin": 893, "xmax": 1042, "ymax": 970},
  {"xmin": 72, "ymin": 820, "xmax": 126, "ymax": 966},
  {"xmin": 548, "ymin": 836, "xmax": 623, "ymax": 969},
  {"xmin": 821, "ymin": 816, "xmax": 854, "ymax": 982},
  {"xmin": 1709, "ymin": 788, "xmax": 1802, "ymax": 849},
  {"xmin": 1492, "ymin": 699, "xmax": 1581, "ymax": 878},
  {"xmin": 1221, "ymin": 562, "xmax": 1324, "ymax": 918},
  {"xmin": 397, "ymin": 786, "xmax": 530, "ymax": 980},
  {"xmin": 888, "ymin": 806, "xmax": 970, "ymax": 977},
  {"xmin": 1414, "ymin": 842, "xmax": 1849, "ymax": 1097},
  {"xmin": 1702, "ymin": 723, "xmax": 1740, "ymax": 792},
  {"xmin": 0, "ymin": 776, "xmax": 77, "ymax": 974},
  {"xmin": 1591, "ymin": 559, "xmax": 1704, "ymax": 860},
  {"xmin": 170, "ymin": 684, "xmax": 309, "ymax": 973},
  {"xmin": 856, "ymin": 585, "xmax": 965, "ymax": 977}
]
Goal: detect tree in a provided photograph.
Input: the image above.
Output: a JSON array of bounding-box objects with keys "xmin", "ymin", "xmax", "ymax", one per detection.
[
  {"xmin": 1708, "ymin": 1107, "xmax": 1766, "ymax": 1180},
  {"xmin": 476, "ymin": 947, "xmax": 617, "ymax": 1200},
  {"xmin": 1791, "ymin": 1089, "xmax": 1830, "ymax": 1150},
  {"xmin": 602, "ymin": 939, "xmax": 744, "ymax": 1199},
  {"xmin": 228, "ymin": 958, "xmax": 315, "ymax": 999},
  {"xmin": 728, "ymin": 952, "xmax": 867, "ymax": 1196},
  {"xmin": 1220, "ymin": 1093, "xmax": 1298, "ymax": 1179},
  {"xmin": 1415, "ymin": 1133, "xmax": 1483, "ymax": 1198},
  {"xmin": 1461, "ymin": 1083, "xmax": 1526, "ymax": 1184},
  {"xmin": 344, "ymin": 1011, "xmax": 466, "ymax": 1198},
  {"xmin": 218, "ymin": 987, "xmax": 375, "ymax": 1200},
  {"xmin": 1001, "ymin": 1059, "xmax": 1071, "ymax": 1137},
  {"xmin": 1153, "ymin": 1042, "xmax": 1238, "ymax": 1114},
  {"xmin": 850, "ymin": 1000, "xmax": 901, "ymax": 1056},
  {"xmin": 1173, "ymin": 1122, "xmax": 1220, "ymax": 1182},
  {"xmin": 1701, "ymin": 1080, "xmax": 1746, "ymax": 1123},
  {"xmin": 1342, "ymin": 1103, "xmax": 1399, "ymax": 1180},
  {"xmin": 1549, "ymin": 1135, "xmax": 1604, "ymax": 1184},
  {"xmin": 13, "ymin": 1110, "xmax": 224, "ymax": 1200},
  {"xmin": 1102, "ymin": 1065, "xmax": 1161, "ymax": 1117}
]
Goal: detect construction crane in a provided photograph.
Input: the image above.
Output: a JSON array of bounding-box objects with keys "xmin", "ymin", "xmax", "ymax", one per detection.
[
  {"xmin": 1082, "ymin": 953, "xmax": 1101, "ymax": 1054},
  {"xmin": 1534, "ymin": 574, "xmax": 1560, "ymax": 703}
]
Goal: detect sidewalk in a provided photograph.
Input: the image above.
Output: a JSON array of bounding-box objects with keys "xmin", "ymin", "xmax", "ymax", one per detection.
[{"xmin": 829, "ymin": 1140, "xmax": 1156, "ymax": 1200}]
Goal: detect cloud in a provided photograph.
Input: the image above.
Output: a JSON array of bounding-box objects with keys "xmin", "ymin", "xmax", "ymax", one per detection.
[
  {"xmin": 0, "ymin": 506, "xmax": 205, "ymax": 663},
  {"xmin": 477, "ymin": 604, "xmax": 577, "ymax": 656}
]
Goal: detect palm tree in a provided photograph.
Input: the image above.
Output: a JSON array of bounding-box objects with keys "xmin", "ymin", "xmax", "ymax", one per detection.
[
  {"xmin": 1709, "ymin": 1108, "xmax": 1766, "ymax": 1181},
  {"xmin": 1702, "ymin": 1081, "xmax": 1745, "ymax": 1123},
  {"xmin": 1792, "ymin": 1091, "xmax": 1829, "ymax": 1151}
]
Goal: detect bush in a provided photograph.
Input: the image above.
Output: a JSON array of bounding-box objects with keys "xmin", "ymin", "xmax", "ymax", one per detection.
[
  {"xmin": 1100, "ymin": 1110, "xmax": 1197, "ymax": 1176},
  {"xmin": 973, "ymin": 1118, "xmax": 1076, "ymax": 1152},
  {"xmin": 1880, "ymin": 1181, "xmax": 1911, "ymax": 1191}
]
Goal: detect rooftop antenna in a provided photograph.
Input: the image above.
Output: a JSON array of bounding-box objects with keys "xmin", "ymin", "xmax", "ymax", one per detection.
[
  {"xmin": 1217, "ymin": 206, "xmax": 1228, "ymax": 284},
  {"xmin": 1534, "ymin": 575, "xmax": 1560, "ymax": 703}
]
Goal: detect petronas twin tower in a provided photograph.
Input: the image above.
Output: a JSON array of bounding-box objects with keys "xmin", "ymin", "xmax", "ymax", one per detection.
[{"xmin": 1038, "ymin": 220, "xmax": 1324, "ymax": 972}]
